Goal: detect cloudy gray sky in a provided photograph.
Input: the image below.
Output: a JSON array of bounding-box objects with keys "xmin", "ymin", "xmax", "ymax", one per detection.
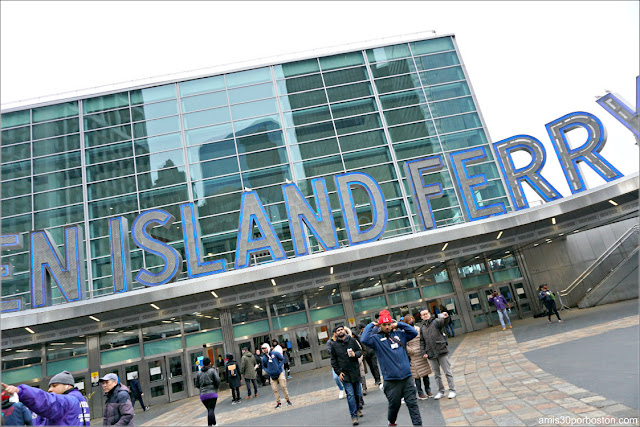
[{"xmin": 2, "ymin": 1, "xmax": 638, "ymax": 199}]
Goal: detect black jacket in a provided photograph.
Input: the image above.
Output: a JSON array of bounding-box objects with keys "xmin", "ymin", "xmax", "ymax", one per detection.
[
  {"xmin": 330, "ymin": 335, "xmax": 362, "ymax": 383},
  {"xmin": 128, "ymin": 378, "xmax": 142, "ymax": 397},
  {"xmin": 419, "ymin": 317, "xmax": 450, "ymax": 359}
]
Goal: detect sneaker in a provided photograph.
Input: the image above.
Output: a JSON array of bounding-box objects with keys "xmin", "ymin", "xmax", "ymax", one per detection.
[
  {"xmin": 559, "ymin": 320, "xmax": 563, "ymax": 323},
  {"xmin": 236, "ymin": 399, "xmax": 241, "ymax": 404},
  {"xmin": 427, "ymin": 391, "xmax": 433, "ymax": 398},
  {"xmin": 418, "ymin": 393, "xmax": 428, "ymax": 400},
  {"xmin": 362, "ymin": 390, "xmax": 367, "ymax": 396},
  {"xmin": 502, "ymin": 327, "xmax": 506, "ymax": 331},
  {"xmin": 388, "ymin": 422, "xmax": 398, "ymax": 426},
  {"xmin": 548, "ymin": 320, "xmax": 552, "ymax": 323},
  {"xmin": 245, "ymin": 396, "xmax": 252, "ymax": 400},
  {"xmin": 274, "ymin": 402, "xmax": 282, "ymax": 409},
  {"xmin": 339, "ymin": 390, "xmax": 345, "ymax": 399},
  {"xmin": 379, "ymin": 383, "xmax": 384, "ymax": 391},
  {"xmin": 287, "ymin": 400, "xmax": 292, "ymax": 406},
  {"xmin": 287, "ymin": 376, "xmax": 292, "ymax": 379},
  {"xmin": 448, "ymin": 391, "xmax": 457, "ymax": 399},
  {"xmin": 374, "ymin": 381, "xmax": 381, "ymax": 386},
  {"xmin": 401, "ymin": 398, "xmax": 405, "ymax": 404},
  {"xmin": 357, "ymin": 409, "xmax": 363, "ymax": 417},
  {"xmin": 232, "ymin": 401, "xmax": 237, "ymax": 405},
  {"xmin": 433, "ymin": 392, "xmax": 444, "ymax": 400},
  {"xmin": 508, "ymin": 325, "xmax": 512, "ymax": 329},
  {"xmin": 351, "ymin": 417, "xmax": 359, "ymax": 426},
  {"xmin": 254, "ymin": 393, "xmax": 258, "ymax": 398}
]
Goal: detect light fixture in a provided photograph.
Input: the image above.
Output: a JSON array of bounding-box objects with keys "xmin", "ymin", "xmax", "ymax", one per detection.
[
  {"xmin": 609, "ymin": 200, "xmax": 618, "ymax": 206},
  {"xmin": 161, "ymin": 320, "xmax": 172, "ymax": 324},
  {"xmin": 573, "ymin": 229, "xmax": 580, "ymax": 233},
  {"xmin": 496, "ymin": 231, "xmax": 503, "ymax": 239},
  {"xmin": 534, "ymin": 243, "xmax": 539, "ymax": 247},
  {"xmin": 210, "ymin": 291, "xmax": 218, "ymax": 298},
  {"xmin": 559, "ymin": 233, "xmax": 564, "ymax": 236},
  {"xmin": 271, "ymin": 279, "xmax": 277, "ymax": 286},
  {"xmin": 25, "ymin": 327, "xmax": 35, "ymax": 334},
  {"xmin": 441, "ymin": 242, "xmax": 448, "ymax": 251},
  {"xmin": 106, "ymin": 331, "xmax": 119, "ymax": 334},
  {"xmin": 237, "ymin": 304, "xmax": 242, "ymax": 307},
  {"xmin": 150, "ymin": 304, "xmax": 160, "ymax": 310},
  {"xmin": 50, "ymin": 343, "xmax": 65, "ymax": 346},
  {"xmin": 551, "ymin": 217, "xmax": 556, "ymax": 225},
  {"xmin": 89, "ymin": 316, "xmax": 100, "ymax": 322},
  {"xmin": 254, "ymin": 305, "xmax": 261, "ymax": 309},
  {"xmin": 72, "ymin": 342, "xmax": 85, "ymax": 345}
]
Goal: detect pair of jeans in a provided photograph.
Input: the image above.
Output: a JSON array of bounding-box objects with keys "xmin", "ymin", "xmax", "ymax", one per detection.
[
  {"xmin": 245, "ymin": 378, "xmax": 258, "ymax": 396},
  {"xmin": 445, "ymin": 321, "xmax": 455, "ymax": 337},
  {"xmin": 342, "ymin": 381, "xmax": 362, "ymax": 418},
  {"xmin": 201, "ymin": 397, "xmax": 217, "ymax": 426},
  {"xmin": 131, "ymin": 394, "xmax": 146, "ymax": 410},
  {"xmin": 382, "ymin": 377, "xmax": 422, "ymax": 426},
  {"xmin": 414, "ymin": 376, "xmax": 430, "ymax": 395},
  {"xmin": 497, "ymin": 308, "xmax": 511, "ymax": 327},
  {"xmin": 363, "ymin": 354, "xmax": 381, "ymax": 383},
  {"xmin": 545, "ymin": 301, "xmax": 561, "ymax": 320},
  {"xmin": 332, "ymin": 369, "xmax": 344, "ymax": 391}
]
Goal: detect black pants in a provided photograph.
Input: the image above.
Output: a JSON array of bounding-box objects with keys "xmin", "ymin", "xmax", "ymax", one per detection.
[
  {"xmin": 245, "ymin": 378, "xmax": 258, "ymax": 396},
  {"xmin": 383, "ymin": 377, "xmax": 422, "ymax": 426},
  {"xmin": 131, "ymin": 394, "xmax": 146, "ymax": 410},
  {"xmin": 415, "ymin": 376, "xmax": 431, "ymax": 395},
  {"xmin": 201, "ymin": 397, "xmax": 217, "ymax": 426},
  {"xmin": 545, "ymin": 301, "xmax": 561, "ymax": 320},
  {"xmin": 256, "ymin": 368, "xmax": 265, "ymax": 386},
  {"xmin": 364, "ymin": 354, "xmax": 381, "ymax": 383},
  {"xmin": 231, "ymin": 386, "xmax": 240, "ymax": 401}
]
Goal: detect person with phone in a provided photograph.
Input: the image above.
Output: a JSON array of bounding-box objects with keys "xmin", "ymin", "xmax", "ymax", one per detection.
[
  {"xmin": 419, "ymin": 309, "xmax": 456, "ymax": 400},
  {"xmin": 488, "ymin": 290, "xmax": 512, "ymax": 331},
  {"xmin": 361, "ymin": 310, "xmax": 422, "ymax": 427},
  {"xmin": 330, "ymin": 326, "xmax": 364, "ymax": 426}
]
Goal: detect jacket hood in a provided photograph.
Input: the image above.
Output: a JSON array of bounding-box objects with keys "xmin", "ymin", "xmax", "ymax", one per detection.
[{"xmin": 226, "ymin": 353, "xmax": 234, "ymax": 360}]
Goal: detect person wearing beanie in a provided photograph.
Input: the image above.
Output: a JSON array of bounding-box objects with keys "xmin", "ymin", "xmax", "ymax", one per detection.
[
  {"xmin": 361, "ymin": 310, "xmax": 422, "ymax": 427},
  {"xmin": 261, "ymin": 342, "xmax": 292, "ymax": 409},
  {"xmin": 195, "ymin": 357, "xmax": 221, "ymax": 426},
  {"xmin": 99, "ymin": 373, "xmax": 134, "ymax": 425},
  {"xmin": 1, "ymin": 390, "xmax": 33, "ymax": 426},
  {"xmin": 2, "ymin": 370, "xmax": 90, "ymax": 426},
  {"xmin": 224, "ymin": 353, "xmax": 242, "ymax": 404}
]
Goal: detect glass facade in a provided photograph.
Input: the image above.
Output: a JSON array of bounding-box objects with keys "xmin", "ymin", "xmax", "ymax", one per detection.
[{"xmin": 1, "ymin": 35, "xmax": 512, "ymax": 309}]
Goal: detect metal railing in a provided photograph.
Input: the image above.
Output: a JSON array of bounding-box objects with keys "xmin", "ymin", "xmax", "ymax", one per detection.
[{"xmin": 560, "ymin": 223, "xmax": 639, "ymax": 301}]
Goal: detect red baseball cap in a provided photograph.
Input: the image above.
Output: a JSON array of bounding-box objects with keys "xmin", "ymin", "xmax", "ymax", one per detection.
[
  {"xmin": 1, "ymin": 391, "xmax": 10, "ymax": 401},
  {"xmin": 378, "ymin": 310, "xmax": 393, "ymax": 324}
]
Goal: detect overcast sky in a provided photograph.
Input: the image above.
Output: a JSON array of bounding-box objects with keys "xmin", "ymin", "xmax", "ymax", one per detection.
[{"xmin": 2, "ymin": 1, "xmax": 638, "ymax": 200}]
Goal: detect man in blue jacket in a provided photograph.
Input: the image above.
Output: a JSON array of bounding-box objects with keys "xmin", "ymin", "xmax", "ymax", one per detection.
[
  {"xmin": 2, "ymin": 370, "xmax": 90, "ymax": 426},
  {"xmin": 361, "ymin": 310, "xmax": 422, "ymax": 427},
  {"xmin": 261, "ymin": 343, "xmax": 292, "ymax": 409}
]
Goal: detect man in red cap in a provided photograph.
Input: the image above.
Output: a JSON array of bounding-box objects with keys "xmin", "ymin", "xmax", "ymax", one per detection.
[{"xmin": 361, "ymin": 310, "xmax": 422, "ymax": 426}]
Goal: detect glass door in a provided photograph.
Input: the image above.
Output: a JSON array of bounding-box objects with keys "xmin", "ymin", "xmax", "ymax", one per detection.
[
  {"xmin": 146, "ymin": 358, "xmax": 169, "ymax": 405},
  {"xmin": 510, "ymin": 280, "xmax": 531, "ymax": 316},
  {"xmin": 293, "ymin": 327, "xmax": 316, "ymax": 372},
  {"xmin": 187, "ymin": 345, "xmax": 224, "ymax": 396},
  {"xmin": 166, "ymin": 354, "xmax": 188, "ymax": 401},
  {"xmin": 465, "ymin": 290, "xmax": 492, "ymax": 330}
]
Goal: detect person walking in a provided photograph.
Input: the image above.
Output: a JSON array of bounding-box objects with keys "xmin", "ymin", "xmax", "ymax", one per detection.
[
  {"xmin": 240, "ymin": 347, "xmax": 258, "ymax": 399},
  {"xmin": 128, "ymin": 373, "xmax": 148, "ymax": 412},
  {"xmin": 99, "ymin": 373, "xmax": 134, "ymax": 426},
  {"xmin": 357, "ymin": 323, "xmax": 381, "ymax": 387},
  {"xmin": 260, "ymin": 343, "xmax": 292, "ymax": 409},
  {"xmin": 254, "ymin": 349, "xmax": 266, "ymax": 386},
  {"xmin": 224, "ymin": 353, "xmax": 242, "ymax": 404},
  {"xmin": 439, "ymin": 305, "xmax": 455, "ymax": 338},
  {"xmin": 419, "ymin": 309, "xmax": 456, "ymax": 400},
  {"xmin": 2, "ymin": 370, "xmax": 90, "ymax": 426},
  {"xmin": 195, "ymin": 357, "xmax": 221, "ymax": 426},
  {"xmin": 347, "ymin": 327, "xmax": 367, "ymax": 402},
  {"xmin": 488, "ymin": 290, "xmax": 512, "ymax": 331},
  {"xmin": 538, "ymin": 284, "xmax": 563, "ymax": 323},
  {"xmin": 282, "ymin": 348, "xmax": 292, "ymax": 379},
  {"xmin": 1, "ymin": 391, "xmax": 32, "ymax": 426},
  {"xmin": 330, "ymin": 326, "xmax": 364, "ymax": 426},
  {"xmin": 403, "ymin": 314, "xmax": 433, "ymax": 399},
  {"xmin": 327, "ymin": 330, "xmax": 346, "ymax": 400},
  {"xmin": 361, "ymin": 310, "xmax": 422, "ymax": 427},
  {"xmin": 271, "ymin": 339, "xmax": 283, "ymax": 355}
]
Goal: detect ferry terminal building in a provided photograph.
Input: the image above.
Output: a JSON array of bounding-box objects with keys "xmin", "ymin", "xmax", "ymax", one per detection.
[{"xmin": 1, "ymin": 33, "xmax": 638, "ymax": 417}]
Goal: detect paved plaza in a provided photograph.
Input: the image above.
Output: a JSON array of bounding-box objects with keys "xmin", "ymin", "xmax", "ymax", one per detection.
[{"xmin": 95, "ymin": 299, "xmax": 639, "ymax": 426}]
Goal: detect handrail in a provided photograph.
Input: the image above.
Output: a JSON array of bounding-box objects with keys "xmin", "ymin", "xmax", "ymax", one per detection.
[{"xmin": 560, "ymin": 223, "xmax": 639, "ymax": 296}]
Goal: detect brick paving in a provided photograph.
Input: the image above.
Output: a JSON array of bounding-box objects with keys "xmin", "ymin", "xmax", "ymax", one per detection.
[{"xmin": 439, "ymin": 326, "xmax": 638, "ymax": 426}]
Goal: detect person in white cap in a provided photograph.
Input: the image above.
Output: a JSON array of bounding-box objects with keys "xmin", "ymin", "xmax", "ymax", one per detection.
[
  {"xmin": 260, "ymin": 343, "xmax": 292, "ymax": 409},
  {"xmin": 99, "ymin": 373, "xmax": 134, "ymax": 425},
  {"xmin": 2, "ymin": 370, "xmax": 90, "ymax": 426}
]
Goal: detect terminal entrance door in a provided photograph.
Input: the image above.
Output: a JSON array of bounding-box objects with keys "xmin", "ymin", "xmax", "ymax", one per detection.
[
  {"xmin": 187, "ymin": 345, "xmax": 224, "ymax": 396},
  {"xmin": 146, "ymin": 353, "xmax": 188, "ymax": 405},
  {"xmin": 274, "ymin": 327, "xmax": 318, "ymax": 374},
  {"xmin": 465, "ymin": 289, "xmax": 493, "ymax": 330}
]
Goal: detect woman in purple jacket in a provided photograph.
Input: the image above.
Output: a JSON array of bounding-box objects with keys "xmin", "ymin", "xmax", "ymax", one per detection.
[{"xmin": 2, "ymin": 370, "xmax": 90, "ymax": 426}]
